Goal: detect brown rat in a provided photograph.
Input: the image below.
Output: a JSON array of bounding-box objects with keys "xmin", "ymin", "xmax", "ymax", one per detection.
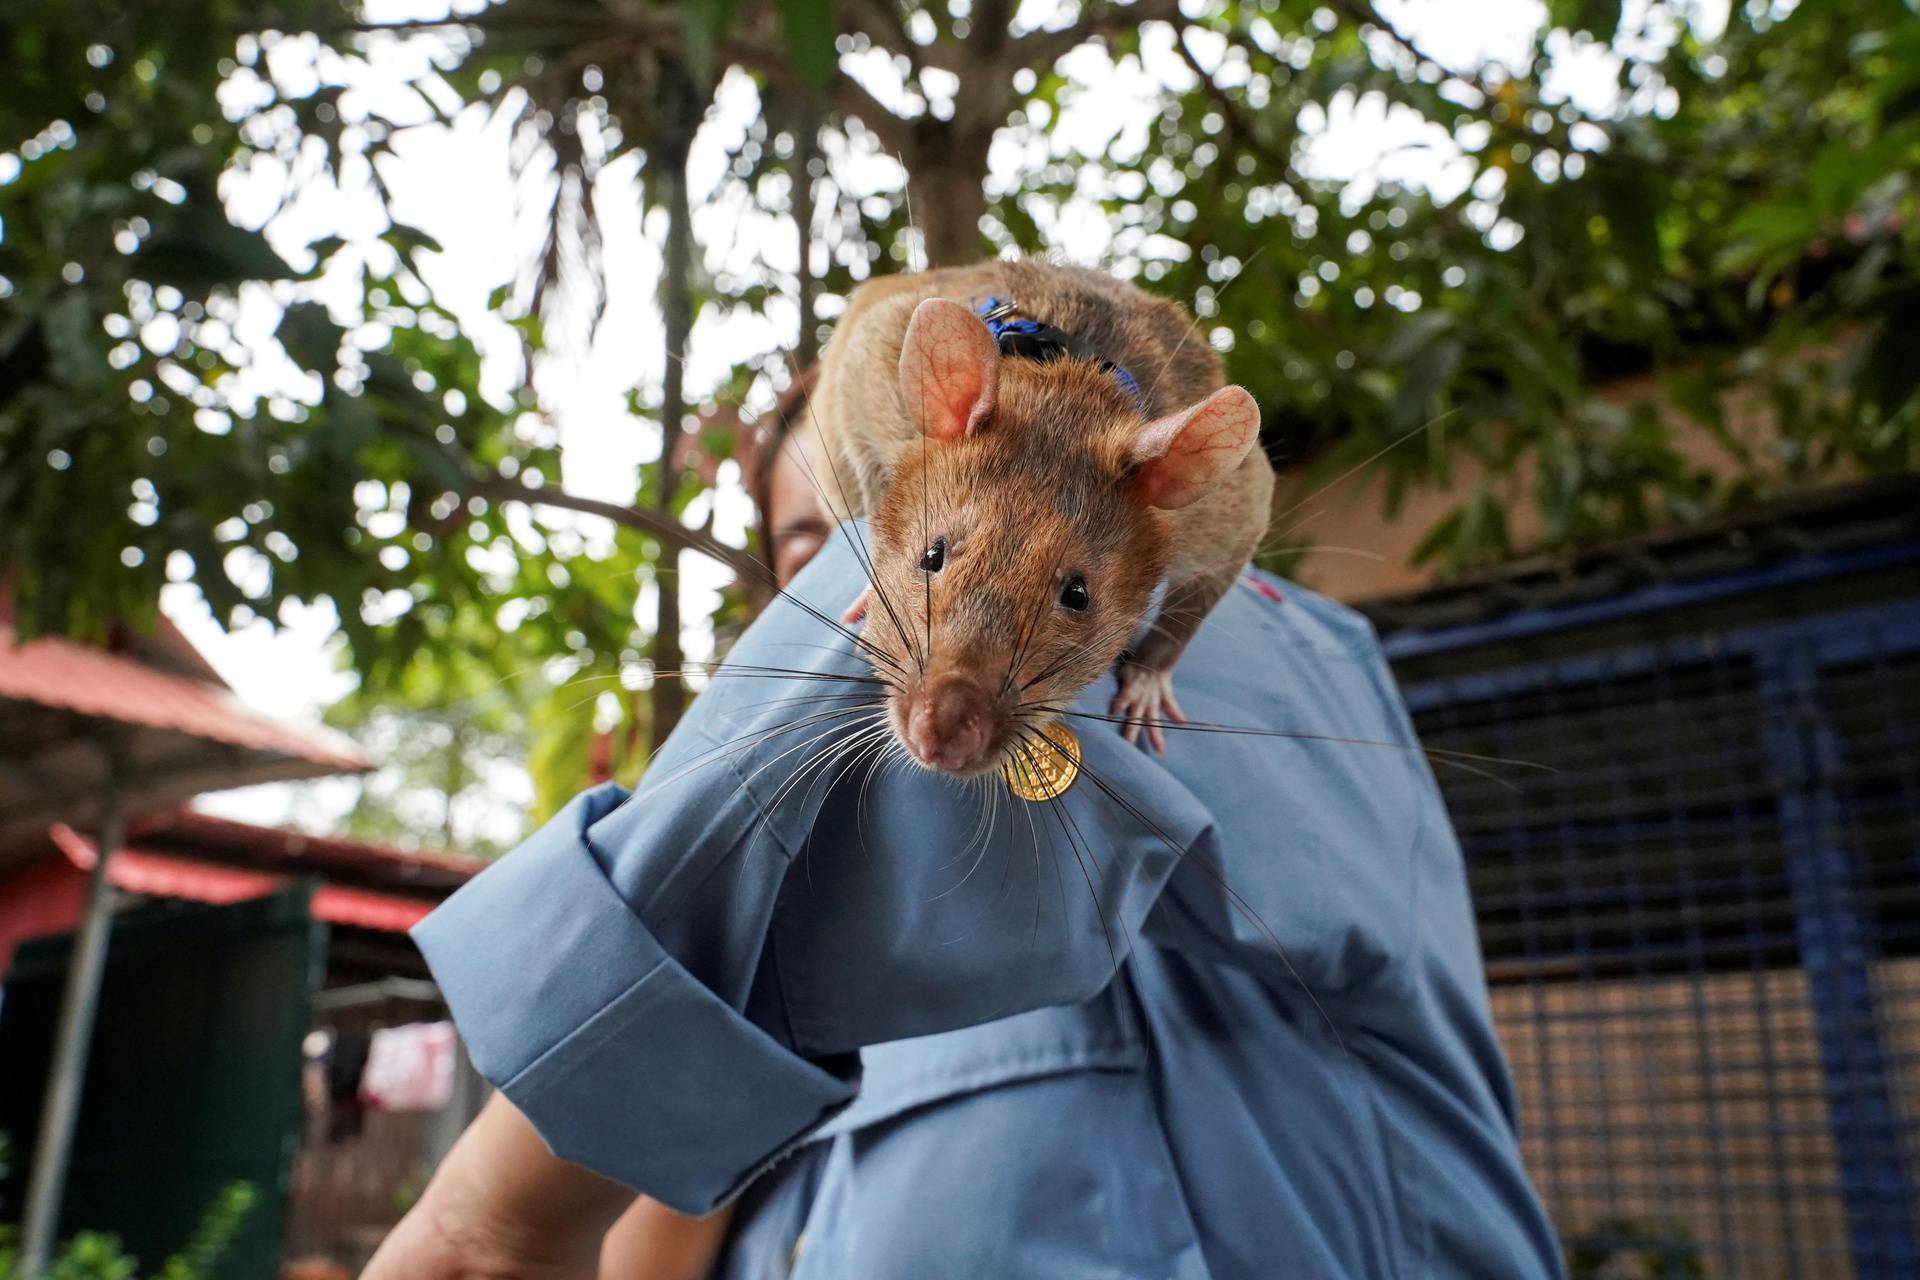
[{"xmin": 807, "ymin": 260, "xmax": 1274, "ymax": 777}]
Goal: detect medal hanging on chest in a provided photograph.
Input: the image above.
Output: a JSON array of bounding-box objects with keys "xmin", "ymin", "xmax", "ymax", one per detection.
[{"xmin": 1004, "ymin": 721, "xmax": 1082, "ymax": 801}]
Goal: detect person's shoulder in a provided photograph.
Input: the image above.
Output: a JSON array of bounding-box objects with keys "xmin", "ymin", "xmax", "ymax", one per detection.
[{"xmin": 1232, "ymin": 566, "xmax": 1383, "ymax": 659}]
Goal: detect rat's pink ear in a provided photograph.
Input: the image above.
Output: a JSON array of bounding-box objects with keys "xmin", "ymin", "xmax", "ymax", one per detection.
[
  {"xmin": 898, "ymin": 298, "xmax": 999, "ymax": 442},
  {"xmin": 1128, "ymin": 385, "xmax": 1261, "ymax": 510}
]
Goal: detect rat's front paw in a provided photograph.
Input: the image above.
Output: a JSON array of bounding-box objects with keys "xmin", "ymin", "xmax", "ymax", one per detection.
[{"xmin": 1109, "ymin": 660, "xmax": 1186, "ymax": 753}]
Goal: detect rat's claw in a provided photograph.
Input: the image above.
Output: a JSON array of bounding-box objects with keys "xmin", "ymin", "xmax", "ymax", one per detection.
[
  {"xmin": 1110, "ymin": 661, "xmax": 1179, "ymax": 754},
  {"xmin": 1109, "ymin": 683, "xmax": 1143, "ymax": 744},
  {"xmin": 841, "ymin": 589, "xmax": 870, "ymax": 626}
]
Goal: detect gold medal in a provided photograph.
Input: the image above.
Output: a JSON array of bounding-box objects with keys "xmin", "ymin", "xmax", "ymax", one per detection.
[{"xmin": 1004, "ymin": 721, "xmax": 1082, "ymax": 801}]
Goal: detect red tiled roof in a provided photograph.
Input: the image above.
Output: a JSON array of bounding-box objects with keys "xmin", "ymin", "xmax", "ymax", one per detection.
[
  {"xmin": 312, "ymin": 884, "xmax": 436, "ymax": 932},
  {"xmin": 48, "ymin": 825, "xmax": 437, "ymax": 933},
  {"xmin": 136, "ymin": 809, "xmax": 488, "ymax": 881},
  {"xmin": 0, "ymin": 620, "xmax": 365, "ymax": 774}
]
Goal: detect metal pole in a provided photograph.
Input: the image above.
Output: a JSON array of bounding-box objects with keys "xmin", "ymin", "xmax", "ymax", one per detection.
[
  {"xmin": 1761, "ymin": 648, "xmax": 1920, "ymax": 1276},
  {"xmin": 17, "ymin": 753, "xmax": 128, "ymax": 1276}
]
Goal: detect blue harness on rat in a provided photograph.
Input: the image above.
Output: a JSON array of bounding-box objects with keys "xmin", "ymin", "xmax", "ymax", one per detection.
[{"xmin": 975, "ymin": 295, "xmax": 1146, "ymax": 411}]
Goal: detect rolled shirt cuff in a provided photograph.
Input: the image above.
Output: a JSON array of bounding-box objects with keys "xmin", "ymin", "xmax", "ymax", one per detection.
[{"xmin": 412, "ymin": 785, "xmax": 860, "ymax": 1213}]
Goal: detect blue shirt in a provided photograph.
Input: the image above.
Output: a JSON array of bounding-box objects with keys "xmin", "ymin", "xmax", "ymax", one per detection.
[{"xmin": 413, "ymin": 529, "xmax": 1563, "ymax": 1279}]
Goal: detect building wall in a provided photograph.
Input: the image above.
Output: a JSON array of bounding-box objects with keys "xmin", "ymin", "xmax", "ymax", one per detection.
[{"xmin": 1273, "ymin": 349, "xmax": 1847, "ymax": 604}]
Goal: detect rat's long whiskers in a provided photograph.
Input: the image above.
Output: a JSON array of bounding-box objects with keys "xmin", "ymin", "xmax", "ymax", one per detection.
[
  {"xmin": 1000, "ymin": 540, "xmax": 1075, "ymax": 702},
  {"xmin": 732, "ymin": 706, "xmax": 891, "ymax": 805},
  {"xmin": 755, "ymin": 576, "xmax": 916, "ymax": 677},
  {"xmin": 928, "ymin": 773, "xmax": 1006, "ymax": 899},
  {"xmin": 763, "ymin": 315, "xmax": 923, "ymax": 672},
  {"xmin": 731, "ymin": 714, "xmax": 893, "ymax": 903},
  {"xmin": 897, "ymin": 149, "xmax": 926, "ymax": 275},
  {"xmin": 647, "ymin": 663, "xmax": 894, "ymax": 687},
  {"xmin": 1281, "ymin": 544, "xmax": 1386, "ymax": 563},
  {"xmin": 1029, "ymin": 731, "xmax": 1348, "ymax": 1054},
  {"xmin": 931, "ymin": 767, "xmax": 1001, "ymax": 876},
  {"xmin": 556, "ymin": 661, "xmax": 894, "ymax": 717},
  {"xmin": 855, "ymin": 715, "xmax": 901, "ymax": 867},
  {"xmin": 916, "ymin": 366, "xmax": 936, "ymax": 675},
  {"xmin": 756, "ymin": 639, "xmax": 914, "ymax": 674},
  {"xmin": 1018, "ymin": 628, "xmax": 1111, "ymax": 694},
  {"xmin": 1014, "ymin": 732, "xmax": 1124, "ymax": 984},
  {"xmin": 934, "ymin": 776, "xmax": 1024, "ymax": 947},
  {"xmin": 612, "ymin": 699, "xmax": 886, "ymax": 826},
  {"xmin": 1261, "ymin": 408, "xmax": 1462, "ymax": 555},
  {"xmin": 1018, "ymin": 760, "xmax": 1047, "ymax": 951},
  {"xmin": 1143, "ymin": 245, "xmax": 1269, "ymax": 404},
  {"xmin": 733, "ymin": 711, "xmax": 892, "ymax": 889},
  {"xmin": 714, "ymin": 689, "xmax": 896, "ymax": 722},
  {"xmin": 1026, "ymin": 703, "xmax": 1550, "ymax": 779},
  {"xmin": 757, "ymin": 714, "xmax": 895, "ymax": 887}
]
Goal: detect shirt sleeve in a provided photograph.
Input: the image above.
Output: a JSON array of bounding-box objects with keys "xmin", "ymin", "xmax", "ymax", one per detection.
[
  {"xmin": 411, "ymin": 535, "xmax": 1218, "ymax": 1212},
  {"xmin": 412, "ymin": 784, "xmax": 860, "ymax": 1213}
]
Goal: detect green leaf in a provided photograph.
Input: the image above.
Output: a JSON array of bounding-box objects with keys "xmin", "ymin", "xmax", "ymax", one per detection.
[
  {"xmin": 775, "ymin": 0, "xmax": 838, "ymax": 89},
  {"xmin": 382, "ymin": 221, "xmax": 446, "ymax": 269},
  {"xmin": 1378, "ymin": 311, "xmax": 1455, "ymax": 366},
  {"xmin": 1391, "ymin": 338, "xmax": 1463, "ymax": 430},
  {"xmin": 1549, "ymin": 0, "xmax": 1622, "ymax": 42},
  {"xmin": 274, "ymin": 302, "xmax": 347, "ymax": 374},
  {"xmin": 1855, "ymin": 293, "xmax": 1920, "ymax": 417},
  {"xmin": 302, "ymin": 234, "xmax": 349, "ymax": 279},
  {"xmin": 140, "ymin": 211, "xmax": 297, "ymax": 287},
  {"xmin": 1594, "ymin": 162, "xmax": 1660, "ymax": 277},
  {"xmin": 679, "ymin": 0, "xmax": 742, "ymax": 86}
]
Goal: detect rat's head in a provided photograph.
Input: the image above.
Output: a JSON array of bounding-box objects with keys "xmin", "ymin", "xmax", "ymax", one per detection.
[{"xmin": 858, "ymin": 297, "xmax": 1260, "ymax": 777}]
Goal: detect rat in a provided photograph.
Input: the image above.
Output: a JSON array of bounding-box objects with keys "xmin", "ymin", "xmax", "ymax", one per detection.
[{"xmin": 807, "ymin": 260, "xmax": 1273, "ymax": 778}]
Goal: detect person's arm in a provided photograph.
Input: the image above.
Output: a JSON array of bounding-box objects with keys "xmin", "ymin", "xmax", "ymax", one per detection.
[
  {"xmin": 598, "ymin": 1197, "xmax": 734, "ymax": 1280},
  {"xmin": 362, "ymin": 1093, "xmax": 633, "ymax": 1280}
]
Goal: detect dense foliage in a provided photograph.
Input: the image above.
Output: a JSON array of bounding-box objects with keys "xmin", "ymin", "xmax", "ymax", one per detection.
[
  {"xmin": 0, "ymin": 1178, "xmax": 255, "ymax": 1280},
  {"xmin": 3, "ymin": 0, "xmax": 1914, "ymax": 839}
]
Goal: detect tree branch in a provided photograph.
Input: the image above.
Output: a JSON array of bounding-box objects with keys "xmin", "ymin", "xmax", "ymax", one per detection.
[
  {"xmin": 470, "ymin": 478, "xmax": 768, "ymax": 585},
  {"xmin": 971, "ymin": 0, "xmax": 1018, "ymax": 59},
  {"xmin": 1010, "ymin": 0, "xmax": 1184, "ymax": 76},
  {"xmin": 313, "ymin": 3, "xmax": 932, "ymax": 168},
  {"xmin": 297, "ymin": 8, "xmax": 646, "ymax": 39},
  {"xmin": 827, "ymin": 72, "xmax": 919, "ymax": 154},
  {"xmin": 1172, "ymin": 23, "xmax": 1297, "ymax": 180},
  {"xmin": 845, "ymin": 0, "xmax": 961, "ymax": 75},
  {"xmin": 1324, "ymin": 0, "xmax": 1496, "ymax": 101}
]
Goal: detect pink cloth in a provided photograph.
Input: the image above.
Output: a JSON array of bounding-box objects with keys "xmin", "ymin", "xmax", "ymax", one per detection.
[{"xmin": 359, "ymin": 1021, "xmax": 457, "ymax": 1111}]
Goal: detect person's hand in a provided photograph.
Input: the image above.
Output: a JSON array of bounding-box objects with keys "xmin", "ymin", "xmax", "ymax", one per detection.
[
  {"xmin": 598, "ymin": 1198, "xmax": 735, "ymax": 1280},
  {"xmin": 360, "ymin": 1193, "xmax": 599, "ymax": 1280},
  {"xmin": 360, "ymin": 1094, "xmax": 634, "ymax": 1280}
]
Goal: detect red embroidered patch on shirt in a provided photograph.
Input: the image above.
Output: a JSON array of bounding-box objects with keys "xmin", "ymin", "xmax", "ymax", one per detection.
[{"xmin": 1238, "ymin": 574, "xmax": 1286, "ymax": 605}]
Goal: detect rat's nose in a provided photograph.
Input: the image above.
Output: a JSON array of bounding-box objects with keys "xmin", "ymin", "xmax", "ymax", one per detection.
[{"xmin": 906, "ymin": 677, "xmax": 994, "ymax": 773}]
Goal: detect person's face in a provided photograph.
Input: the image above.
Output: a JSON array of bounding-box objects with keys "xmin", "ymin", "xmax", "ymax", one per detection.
[{"xmin": 764, "ymin": 425, "xmax": 834, "ymax": 589}]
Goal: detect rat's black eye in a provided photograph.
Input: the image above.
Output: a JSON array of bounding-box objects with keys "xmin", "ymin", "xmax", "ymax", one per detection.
[
  {"xmin": 919, "ymin": 537, "xmax": 947, "ymax": 574},
  {"xmin": 1058, "ymin": 574, "xmax": 1090, "ymax": 612}
]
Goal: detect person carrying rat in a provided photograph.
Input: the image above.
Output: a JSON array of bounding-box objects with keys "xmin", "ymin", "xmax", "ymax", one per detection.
[{"xmin": 365, "ymin": 268, "xmax": 1565, "ymax": 1280}]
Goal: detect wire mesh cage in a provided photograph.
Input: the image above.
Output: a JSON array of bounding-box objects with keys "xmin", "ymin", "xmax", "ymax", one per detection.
[{"xmin": 1383, "ymin": 537, "xmax": 1920, "ymax": 1280}]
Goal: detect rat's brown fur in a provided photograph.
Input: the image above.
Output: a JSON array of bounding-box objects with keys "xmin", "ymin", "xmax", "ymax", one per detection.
[{"xmin": 810, "ymin": 260, "xmax": 1275, "ymax": 775}]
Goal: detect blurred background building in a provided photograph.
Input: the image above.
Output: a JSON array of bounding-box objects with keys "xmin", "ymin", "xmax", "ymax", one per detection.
[{"xmin": 0, "ymin": 596, "xmax": 486, "ymax": 1277}]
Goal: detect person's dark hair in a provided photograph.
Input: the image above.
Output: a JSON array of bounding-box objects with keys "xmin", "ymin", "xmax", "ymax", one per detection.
[
  {"xmin": 739, "ymin": 363, "xmax": 825, "ymax": 611},
  {"xmin": 746, "ymin": 364, "xmax": 820, "ymax": 522}
]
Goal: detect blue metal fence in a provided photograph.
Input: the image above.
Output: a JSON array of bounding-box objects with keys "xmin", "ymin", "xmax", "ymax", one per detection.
[{"xmin": 1384, "ymin": 544, "xmax": 1920, "ymax": 1280}]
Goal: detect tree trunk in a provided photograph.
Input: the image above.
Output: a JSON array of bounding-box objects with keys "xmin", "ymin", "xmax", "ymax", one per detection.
[
  {"xmin": 793, "ymin": 96, "xmax": 822, "ymax": 369},
  {"xmin": 904, "ymin": 119, "xmax": 993, "ymax": 268},
  {"xmin": 649, "ymin": 86, "xmax": 698, "ymax": 754}
]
